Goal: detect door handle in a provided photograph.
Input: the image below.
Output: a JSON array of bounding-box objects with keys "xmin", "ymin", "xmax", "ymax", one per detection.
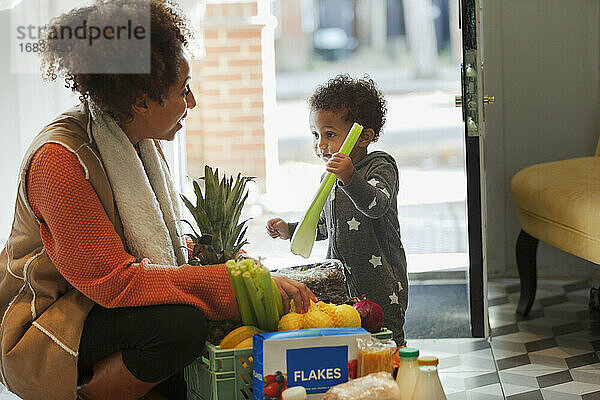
[
  {"xmin": 455, "ymin": 95, "xmax": 495, "ymax": 107},
  {"xmin": 482, "ymin": 96, "xmax": 495, "ymax": 105},
  {"xmin": 455, "ymin": 96, "xmax": 463, "ymax": 107}
]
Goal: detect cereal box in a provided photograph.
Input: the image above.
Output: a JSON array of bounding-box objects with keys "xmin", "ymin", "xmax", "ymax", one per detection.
[{"xmin": 253, "ymin": 327, "xmax": 370, "ymax": 400}]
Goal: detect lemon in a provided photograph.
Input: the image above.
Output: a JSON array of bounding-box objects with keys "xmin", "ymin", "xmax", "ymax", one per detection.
[
  {"xmin": 317, "ymin": 301, "xmax": 337, "ymax": 316},
  {"xmin": 278, "ymin": 312, "xmax": 305, "ymax": 331},
  {"xmin": 334, "ymin": 304, "xmax": 361, "ymax": 328},
  {"xmin": 303, "ymin": 309, "xmax": 335, "ymax": 329}
]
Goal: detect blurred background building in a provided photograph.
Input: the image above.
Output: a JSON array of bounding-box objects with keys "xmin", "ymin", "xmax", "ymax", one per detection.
[
  {"xmin": 183, "ymin": 0, "xmax": 466, "ymax": 273},
  {"xmin": 0, "ymin": 0, "xmax": 467, "ymax": 274}
]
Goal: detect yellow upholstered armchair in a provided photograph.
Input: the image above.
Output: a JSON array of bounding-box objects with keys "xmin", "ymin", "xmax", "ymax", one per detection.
[{"xmin": 510, "ymin": 141, "xmax": 600, "ymax": 316}]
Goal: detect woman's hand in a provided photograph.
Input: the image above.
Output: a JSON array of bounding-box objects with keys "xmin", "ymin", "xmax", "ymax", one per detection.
[
  {"xmin": 326, "ymin": 152, "xmax": 354, "ymax": 185},
  {"xmin": 272, "ymin": 274, "xmax": 317, "ymax": 314},
  {"xmin": 266, "ymin": 218, "xmax": 291, "ymax": 240}
]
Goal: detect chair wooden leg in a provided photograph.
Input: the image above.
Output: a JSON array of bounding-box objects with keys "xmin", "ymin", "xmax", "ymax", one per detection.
[{"xmin": 516, "ymin": 229, "xmax": 539, "ymax": 316}]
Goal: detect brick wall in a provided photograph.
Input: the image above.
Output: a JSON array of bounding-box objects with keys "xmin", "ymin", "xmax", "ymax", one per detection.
[
  {"xmin": 275, "ymin": 0, "xmax": 309, "ymax": 71},
  {"xmin": 186, "ymin": 1, "xmax": 268, "ymax": 185}
]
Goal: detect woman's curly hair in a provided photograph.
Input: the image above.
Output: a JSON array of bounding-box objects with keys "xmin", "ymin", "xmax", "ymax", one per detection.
[
  {"xmin": 40, "ymin": 0, "xmax": 195, "ymax": 123},
  {"xmin": 308, "ymin": 74, "xmax": 387, "ymax": 142}
]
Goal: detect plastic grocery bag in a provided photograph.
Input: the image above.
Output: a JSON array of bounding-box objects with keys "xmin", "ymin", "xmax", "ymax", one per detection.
[
  {"xmin": 322, "ymin": 371, "xmax": 401, "ymax": 400},
  {"xmin": 272, "ymin": 259, "xmax": 349, "ymax": 304}
]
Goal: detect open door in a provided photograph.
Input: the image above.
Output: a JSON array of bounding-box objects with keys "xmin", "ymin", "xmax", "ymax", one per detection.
[{"xmin": 456, "ymin": 0, "xmax": 494, "ymax": 337}]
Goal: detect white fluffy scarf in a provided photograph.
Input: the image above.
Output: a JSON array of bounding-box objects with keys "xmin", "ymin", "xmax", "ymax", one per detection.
[{"xmin": 88, "ymin": 103, "xmax": 187, "ymax": 266}]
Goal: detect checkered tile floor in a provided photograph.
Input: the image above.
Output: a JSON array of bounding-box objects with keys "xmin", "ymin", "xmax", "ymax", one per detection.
[
  {"xmin": 487, "ymin": 279, "xmax": 600, "ymax": 400},
  {"xmin": 0, "ymin": 279, "xmax": 598, "ymax": 399},
  {"xmin": 404, "ymin": 279, "xmax": 600, "ymax": 400}
]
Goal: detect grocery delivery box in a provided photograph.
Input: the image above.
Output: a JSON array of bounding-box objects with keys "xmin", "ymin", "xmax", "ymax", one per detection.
[{"xmin": 253, "ymin": 327, "xmax": 371, "ymax": 400}]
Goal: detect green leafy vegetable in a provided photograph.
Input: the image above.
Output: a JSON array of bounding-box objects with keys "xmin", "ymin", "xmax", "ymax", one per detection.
[{"xmin": 290, "ymin": 122, "xmax": 364, "ymax": 257}]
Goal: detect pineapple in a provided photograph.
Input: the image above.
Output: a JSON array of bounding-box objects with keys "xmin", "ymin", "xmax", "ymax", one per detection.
[
  {"xmin": 180, "ymin": 165, "xmax": 254, "ymax": 266},
  {"xmin": 180, "ymin": 165, "xmax": 254, "ymax": 344}
]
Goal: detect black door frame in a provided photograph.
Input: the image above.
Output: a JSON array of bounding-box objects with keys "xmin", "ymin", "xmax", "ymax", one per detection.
[{"xmin": 460, "ymin": 0, "xmax": 486, "ymax": 338}]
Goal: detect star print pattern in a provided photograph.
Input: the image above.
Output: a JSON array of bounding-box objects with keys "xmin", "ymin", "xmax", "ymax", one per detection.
[
  {"xmin": 347, "ymin": 217, "xmax": 360, "ymax": 231},
  {"xmin": 368, "ymin": 198, "xmax": 377, "ymax": 209},
  {"xmin": 367, "ymin": 177, "xmax": 390, "ymax": 199},
  {"xmin": 367, "ymin": 178, "xmax": 379, "ymax": 187},
  {"xmin": 369, "ymin": 255, "xmax": 382, "ymax": 268},
  {"xmin": 306, "ymin": 153, "xmax": 407, "ymax": 344}
]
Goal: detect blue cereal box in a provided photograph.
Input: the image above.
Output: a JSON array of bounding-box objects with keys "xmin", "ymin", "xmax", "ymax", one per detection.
[{"xmin": 253, "ymin": 327, "xmax": 370, "ymax": 400}]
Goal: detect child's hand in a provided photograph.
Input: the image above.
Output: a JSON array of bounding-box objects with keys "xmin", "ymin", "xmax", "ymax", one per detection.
[
  {"xmin": 267, "ymin": 218, "xmax": 291, "ymax": 240},
  {"xmin": 326, "ymin": 152, "xmax": 354, "ymax": 185}
]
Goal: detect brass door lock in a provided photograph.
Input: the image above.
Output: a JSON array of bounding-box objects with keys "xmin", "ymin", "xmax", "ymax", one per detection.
[
  {"xmin": 455, "ymin": 95, "xmax": 495, "ymax": 107},
  {"xmin": 483, "ymin": 96, "xmax": 495, "ymax": 105}
]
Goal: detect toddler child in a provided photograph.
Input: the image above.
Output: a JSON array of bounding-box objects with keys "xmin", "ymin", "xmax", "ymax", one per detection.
[{"xmin": 267, "ymin": 74, "xmax": 408, "ymax": 345}]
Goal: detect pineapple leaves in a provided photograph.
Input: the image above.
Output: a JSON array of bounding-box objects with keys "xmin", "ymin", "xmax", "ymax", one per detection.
[
  {"xmin": 180, "ymin": 166, "xmax": 254, "ymax": 265},
  {"xmin": 181, "ymin": 193, "xmax": 213, "ymax": 235},
  {"xmin": 180, "ymin": 219, "xmax": 200, "ymax": 240}
]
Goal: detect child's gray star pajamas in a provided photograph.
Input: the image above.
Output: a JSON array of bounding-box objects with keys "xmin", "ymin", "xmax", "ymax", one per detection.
[{"xmin": 290, "ymin": 151, "xmax": 408, "ymax": 345}]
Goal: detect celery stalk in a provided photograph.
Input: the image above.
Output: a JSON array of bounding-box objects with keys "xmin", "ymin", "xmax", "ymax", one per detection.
[
  {"xmin": 257, "ymin": 267, "xmax": 278, "ymax": 331},
  {"xmin": 242, "ymin": 271, "xmax": 269, "ymax": 330},
  {"xmin": 290, "ymin": 122, "xmax": 364, "ymax": 257},
  {"xmin": 238, "ymin": 258, "xmax": 256, "ymax": 273},
  {"xmin": 228, "ymin": 267, "xmax": 257, "ymax": 326},
  {"xmin": 271, "ymin": 277, "xmax": 284, "ymax": 318}
]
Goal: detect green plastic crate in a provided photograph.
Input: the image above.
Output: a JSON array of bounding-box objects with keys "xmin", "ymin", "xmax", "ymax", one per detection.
[
  {"xmin": 185, "ymin": 328, "xmax": 392, "ymax": 400},
  {"xmin": 185, "ymin": 341, "xmax": 253, "ymax": 400},
  {"xmin": 371, "ymin": 327, "xmax": 393, "ymax": 340}
]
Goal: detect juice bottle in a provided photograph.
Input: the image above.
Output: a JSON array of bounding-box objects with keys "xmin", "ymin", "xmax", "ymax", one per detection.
[
  {"xmin": 356, "ymin": 338, "xmax": 396, "ymax": 377},
  {"xmin": 410, "ymin": 356, "xmax": 446, "ymax": 400},
  {"xmin": 395, "ymin": 348, "xmax": 419, "ymax": 400}
]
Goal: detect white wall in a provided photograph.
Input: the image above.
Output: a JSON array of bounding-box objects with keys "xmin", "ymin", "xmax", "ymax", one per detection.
[
  {"xmin": 0, "ymin": 6, "xmax": 186, "ymax": 243},
  {"xmin": 0, "ymin": 7, "xmax": 83, "ymax": 242},
  {"xmin": 0, "ymin": 10, "xmax": 22, "ymax": 242},
  {"xmin": 483, "ymin": 0, "xmax": 600, "ymax": 277}
]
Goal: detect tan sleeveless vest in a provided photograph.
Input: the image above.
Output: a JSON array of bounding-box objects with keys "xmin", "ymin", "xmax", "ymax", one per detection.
[{"xmin": 0, "ymin": 103, "xmax": 129, "ymax": 400}]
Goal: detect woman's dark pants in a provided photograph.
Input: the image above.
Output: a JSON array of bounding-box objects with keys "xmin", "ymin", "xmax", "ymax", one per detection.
[{"xmin": 78, "ymin": 304, "xmax": 208, "ymax": 400}]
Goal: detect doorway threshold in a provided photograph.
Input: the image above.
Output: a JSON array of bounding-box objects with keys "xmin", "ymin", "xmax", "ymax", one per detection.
[
  {"xmin": 408, "ymin": 252, "xmax": 468, "ymax": 282},
  {"xmin": 407, "ymin": 253, "xmax": 468, "ymax": 272}
]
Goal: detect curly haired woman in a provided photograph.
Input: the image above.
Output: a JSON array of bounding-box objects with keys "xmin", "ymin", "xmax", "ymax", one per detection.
[{"xmin": 0, "ymin": 1, "xmax": 315, "ymax": 399}]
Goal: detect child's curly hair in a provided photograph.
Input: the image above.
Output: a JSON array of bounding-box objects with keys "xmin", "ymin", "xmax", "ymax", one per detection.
[
  {"xmin": 40, "ymin": 0, "xmax": 195, "ymax": 123},
  {"xmin": 308, "ymin": 74, "xmax": 387, "ymax": 142}
]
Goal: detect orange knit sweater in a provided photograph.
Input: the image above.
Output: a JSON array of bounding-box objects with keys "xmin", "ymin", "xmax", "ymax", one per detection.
[{"xmin": 26, "ymin": 143, "xmax": 239, "ymax": 321}]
